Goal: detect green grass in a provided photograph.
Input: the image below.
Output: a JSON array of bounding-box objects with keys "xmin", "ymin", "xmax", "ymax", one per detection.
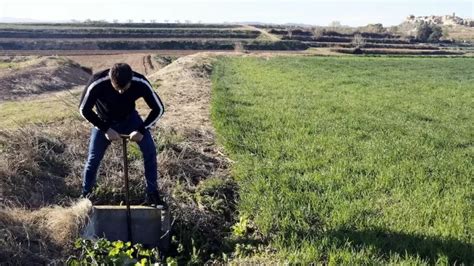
[
  {"xmin": 0, "ymin": 90, "xmax": 155, "ymax": 129},
  {"xmin": 0, "ymin": 93, "xmax": 80, "ymax": 128},
  {"xmin": 211, "ymin": 56, "xmax": 474, "ymax": 264},
  {"xmin": 0, "ymin": 62, "xmax": 19, "ymax": 69}
]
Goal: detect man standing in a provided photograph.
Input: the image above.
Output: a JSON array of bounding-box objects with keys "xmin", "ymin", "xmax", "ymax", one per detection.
[{"xmin": 79, "ymin": 63, "xmax": 165, "ymax": 205}]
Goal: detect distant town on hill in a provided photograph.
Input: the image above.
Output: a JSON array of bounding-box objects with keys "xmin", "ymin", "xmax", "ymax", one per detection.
[{"xmin": 405, "ymin": 13, "xmax": 473, "ymax": 27}]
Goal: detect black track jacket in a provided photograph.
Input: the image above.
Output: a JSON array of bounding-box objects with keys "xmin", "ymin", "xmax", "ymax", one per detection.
[{"xmin": 79, "ymin": 69, "xmax": 164, "ymax": 134}]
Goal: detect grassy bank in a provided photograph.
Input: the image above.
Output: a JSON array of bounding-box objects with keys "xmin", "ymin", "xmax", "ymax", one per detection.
[
  {"xmin": 0, "ymin": 94, "xmax": 78, "ymax": 128},
  {"xmin": 211, "ymin": 56, "xmax": 473, "ymax": 264}
]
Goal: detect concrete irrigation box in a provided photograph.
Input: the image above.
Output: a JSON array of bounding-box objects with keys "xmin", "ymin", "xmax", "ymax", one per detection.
[{"xmin": 83, "ymin": 205, "xmax": 170, "ymax": 249}]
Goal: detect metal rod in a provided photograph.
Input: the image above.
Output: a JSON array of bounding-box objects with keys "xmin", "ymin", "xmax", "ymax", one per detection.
[{"xmin": 122, "ymin": 136, "xmax": 133, "ymax": 244}]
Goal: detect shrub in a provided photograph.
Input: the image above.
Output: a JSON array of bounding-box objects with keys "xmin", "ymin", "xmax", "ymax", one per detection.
[
  {"xmin": 311, "ymin": 27, "xmax": 326, "ymax": 38},
  {"xmin": 352, "ymin": 33, "xmax": 366, "ymax": 48},
  {"xmin": 416, "ymin": 22, "xmax": 443, "ymax": 43},
  {"xmin": 428, "ymin": 26, "xmax": 443, "ymax": 43},
  {"xmin": 359, "ymin": 23, "xmax": 385, "ymax": 33}
]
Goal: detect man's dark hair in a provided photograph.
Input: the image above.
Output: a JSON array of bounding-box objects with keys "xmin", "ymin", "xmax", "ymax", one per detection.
[{"xmin": 109, "ymin": 63, "xmax": 133, "ymax": 88}]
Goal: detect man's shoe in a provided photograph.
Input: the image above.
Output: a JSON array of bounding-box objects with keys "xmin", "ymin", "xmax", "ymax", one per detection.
[{"xmin": 145, "ymin": 192, "xmax": 168, "ymax": 208}]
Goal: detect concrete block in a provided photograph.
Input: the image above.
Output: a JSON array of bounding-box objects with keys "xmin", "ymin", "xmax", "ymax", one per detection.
[{"xmin": 83, "ymin": 205, "xmax": 163, "ymax": 247}]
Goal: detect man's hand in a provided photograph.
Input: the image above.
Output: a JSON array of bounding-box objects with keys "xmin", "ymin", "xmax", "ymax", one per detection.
[
  {"xmin": 129, "ymin": 131, "xmax": 144, "ymax": 142},
  {"xmin": 105, "ymin": 128, "xmax": 120, "ymax": 142}
]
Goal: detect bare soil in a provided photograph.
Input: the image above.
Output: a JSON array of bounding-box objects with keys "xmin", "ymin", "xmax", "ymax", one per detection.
[
  {"xmin": 0, "ymin": 50, "xmax": 219, "ymax": 56},
  {"xmin": 66, "ymin": 53, "xmax": 162, "ymax": 75},
  {"xmin": 0, "ymin": 56, "xmax": 91, "ymax": 101}
]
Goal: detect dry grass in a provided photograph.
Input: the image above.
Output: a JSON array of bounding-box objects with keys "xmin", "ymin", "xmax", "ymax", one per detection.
[
  {"xmin": 443, "ymin": 25, "xmax": 474, "ymax": 42},
  {"xmin": 0, "ymin": 118, "xmax": 236, "ymax": 263},
  {"xmin": 35, "ymin": 199, "xmax": 92, "ymax": 243},
  {"xmin": 0, "ymin": 52, "xmax": 239, "ymax": 263},
  {"xmin": 0, "ymin": 55, "xmax": 43, "ymax": 69},
  {"xmin": 148, "ymin": 54, "xmax": 240, "ymax": 260},
  {"xmin": 0, "ymin": 90, "xmax": 80, "ymax": 128},
  {"xmin": 149, "ymin": 52, "xmax": 217, "ymax": 132},
  {"xmin": 0, "ymin": 199, "xmax": 92, "ymax": 264}
]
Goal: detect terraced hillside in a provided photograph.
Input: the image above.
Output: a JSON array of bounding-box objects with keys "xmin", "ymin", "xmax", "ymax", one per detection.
[
  {"xmin": 254, "ymin": 24, "xmax": 474, "ymax": 55},
  {"xmin": 0, "ymin": 23, "xmax": 305, "ymax": 51},
  {"xmin": 1, "ymin": 22, "xmax": 472, "ymax": 55}
]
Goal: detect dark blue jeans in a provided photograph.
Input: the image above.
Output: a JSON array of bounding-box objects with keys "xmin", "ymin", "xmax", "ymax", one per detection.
[{"xmin": 82, "ymin": 111, "xmax": 158, "ymax": 195}]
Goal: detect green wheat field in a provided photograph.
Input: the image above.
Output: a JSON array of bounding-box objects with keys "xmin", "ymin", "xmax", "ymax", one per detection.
[{"xmin": 211, "ymin": 56, "xmax": 473, "ymax": 264}]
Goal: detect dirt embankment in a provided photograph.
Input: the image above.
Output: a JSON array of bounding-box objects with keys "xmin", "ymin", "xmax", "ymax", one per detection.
[
  {"xmin": 0, "ymin": 56, "xmax": 91, "ymax": 101},
  {"xmin": 65, "ymin": 53, "xmax": 164, "ymax": 76},
  {"xmin": 149, "ymin": 53, "xmax": 216, "ymax": 132},
  {"xmin": 0, "ymin": 53, "xmax": 171, "ymax": 103},
  {"xmin": 0, "ymin": 52, "xmax": 237, "ymax": 264},
  {"xmin": 148, "ymin": 53, "xmax": 238, "ymax": 261},
  {"xmin": 146, "ymin": 52, "xmax": 238, "ymax": 193}
]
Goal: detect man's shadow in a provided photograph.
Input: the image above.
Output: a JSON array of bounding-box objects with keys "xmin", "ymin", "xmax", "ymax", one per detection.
[{"xmin": 328, "ymin": 227, "xmax": 473, "ymax": 264}]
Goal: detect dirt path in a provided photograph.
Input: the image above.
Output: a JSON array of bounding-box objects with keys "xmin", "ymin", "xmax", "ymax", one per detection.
[
  {"xmin": 142, "ymin": 54, "xmax": 155, "ymax": 75},
  {"xmin": 242, "ymin": 25, "xmax": 281, "ymax": 41}
]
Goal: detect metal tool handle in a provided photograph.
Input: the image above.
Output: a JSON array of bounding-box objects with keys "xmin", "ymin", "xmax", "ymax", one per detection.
[{"xmin": 122, "ymin": 137, "xmax": 133, "ymax": 244}]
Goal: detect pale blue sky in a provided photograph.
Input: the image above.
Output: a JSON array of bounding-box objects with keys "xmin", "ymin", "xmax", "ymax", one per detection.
[{"xmin": 1, "ymin": 0, "xmax": 472, "ymax": 26}]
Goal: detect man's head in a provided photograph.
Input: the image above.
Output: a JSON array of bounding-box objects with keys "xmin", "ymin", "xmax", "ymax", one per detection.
[{"xmin": 109, "ymin": 63, "xmax": 133, "ymax": 94}]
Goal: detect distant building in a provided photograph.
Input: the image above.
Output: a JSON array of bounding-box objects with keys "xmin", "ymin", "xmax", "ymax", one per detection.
[{"xmin": 405, "ymin": 13, "xmax": 473, "ymax": 27}]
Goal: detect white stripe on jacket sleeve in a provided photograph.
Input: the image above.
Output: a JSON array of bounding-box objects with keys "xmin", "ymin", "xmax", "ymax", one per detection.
[
  {"xmin": 133, "ymin": 77, "xmax": 164, "ymax": 129},
  {"xmin": 79, "ymin": 76, "xmax": 110, "ymax": 118}
]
